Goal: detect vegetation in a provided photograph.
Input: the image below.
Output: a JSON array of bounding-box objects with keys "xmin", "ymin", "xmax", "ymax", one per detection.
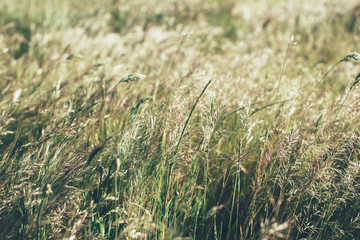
[{"xmin": 1, "ymin": 0, "xmax": 360, "ymax": 239}]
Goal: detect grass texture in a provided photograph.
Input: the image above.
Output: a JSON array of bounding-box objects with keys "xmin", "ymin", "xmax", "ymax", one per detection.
[{"xmin": 1, "ymin": 0, "xmax": 360, "ymax": 239}]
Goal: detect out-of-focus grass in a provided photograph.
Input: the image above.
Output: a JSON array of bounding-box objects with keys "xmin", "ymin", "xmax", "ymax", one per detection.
[{"xmin": 1, "ymin": 0, "xmax": 360, "ymax": 239}]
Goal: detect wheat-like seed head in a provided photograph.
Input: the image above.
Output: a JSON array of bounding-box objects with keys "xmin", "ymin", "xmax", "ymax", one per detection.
[{"xmin": 341, "ymin": 52, "xmax": 360, "ymax": 62}]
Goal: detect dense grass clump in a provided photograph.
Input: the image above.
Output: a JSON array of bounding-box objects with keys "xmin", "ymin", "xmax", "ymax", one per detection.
[{"xmin": 1, "ymin": 0, "xmax": 360, "ymax": 239}]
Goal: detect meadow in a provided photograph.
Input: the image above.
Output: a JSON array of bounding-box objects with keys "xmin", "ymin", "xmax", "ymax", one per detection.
[{"xmin": 1, "ymin": 0, "xmax": 360, "ymax": 239}]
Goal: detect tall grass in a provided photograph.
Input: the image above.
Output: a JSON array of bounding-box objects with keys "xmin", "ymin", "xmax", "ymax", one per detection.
[{"xmin": 1, "ymin": 0, "xmax": 360, "ymax": 239}]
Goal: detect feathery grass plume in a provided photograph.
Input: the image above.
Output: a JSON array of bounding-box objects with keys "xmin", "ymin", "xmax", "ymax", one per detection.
[
  {"xmin": 174, "ymin": 79, "xmax": 212, "ymax": 156},
  {"xmin": 127, "ymin": 97, "xmax": 151, "ymax": 125}
]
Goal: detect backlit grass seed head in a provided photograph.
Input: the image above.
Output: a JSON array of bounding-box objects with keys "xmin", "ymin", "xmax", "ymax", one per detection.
[
  {"xmin": 13, "ymin": 89, "xmax": 22, "ymax": 103},
  {"xmin": 341, "ymin": 52, "xmax": 360, "ymax": 62},
  {"xmin": 43, "ymin": 184, "xmax": 53, "ymax": 197},
  {"xmin": 289, "ymin": 34, "xmax": 297, "ymax": 46}
]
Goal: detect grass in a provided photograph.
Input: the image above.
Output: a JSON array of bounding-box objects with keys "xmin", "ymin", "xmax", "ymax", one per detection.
[{"xmin": 1, "ymin": 0, "xmax": 360, "ymax": 239}]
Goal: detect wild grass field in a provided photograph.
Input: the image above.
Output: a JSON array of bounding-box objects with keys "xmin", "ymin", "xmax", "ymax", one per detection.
[{"xmin": 1, "ymin": 0, "xmax": 360, "ymax": 239}]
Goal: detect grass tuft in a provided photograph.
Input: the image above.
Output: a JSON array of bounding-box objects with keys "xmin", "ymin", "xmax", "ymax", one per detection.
[{"xmin": 1, "ymin": 0, "xmax": 360, "ymax": 239}]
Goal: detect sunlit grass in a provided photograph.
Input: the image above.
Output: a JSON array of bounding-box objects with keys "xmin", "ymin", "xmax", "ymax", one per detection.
[{"xmin": 1, "ymin": 0, "xmax": 360, "ymax": 239}]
